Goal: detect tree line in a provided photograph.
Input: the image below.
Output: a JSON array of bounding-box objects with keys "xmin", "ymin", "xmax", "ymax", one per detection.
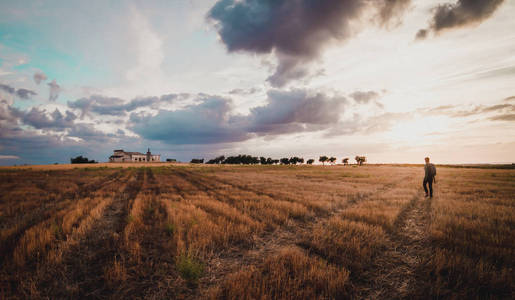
[{"xmin": 190, "ymin": 155, "xmax": 367, "ymax": 165}]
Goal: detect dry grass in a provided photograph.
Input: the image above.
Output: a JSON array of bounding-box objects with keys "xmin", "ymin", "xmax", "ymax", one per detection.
[
  {"xmin": 425, "ymin": 168, "xmax": 515, "ymax": 298},
  {"xmin": 0, "ymin": 164, "xmax": 513, "ymax": 299},
  {"xmin": 208, "ymin": 247, "xmax": 350, "ymax": 300}
]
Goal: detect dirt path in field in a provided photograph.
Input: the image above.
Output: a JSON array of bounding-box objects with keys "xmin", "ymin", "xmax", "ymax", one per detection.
[{"xmin": 354, "ymin": 193, "xmax": 433, "ymax": 299}]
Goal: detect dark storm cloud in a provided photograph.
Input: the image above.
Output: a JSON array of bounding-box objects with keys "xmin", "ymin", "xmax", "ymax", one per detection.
[
  {"xmin": 208, "ymin": 0, "xmax": 411, "ymax": 87},
  {"xmin": 248, "ymin": 89, "xmax": 346, "ymax": 134},
  {"xmin": 21, "ymin": 108, "xmax": 77, "ymax": 130},
  {"xmin": 132, "ymin": 95, "xmax": 249, "ymax": 144},
  {"xmin": 16, "ymin": 89, "xmax": 37, "ymax": 99},
  {"xmin": 132, "ymin": 89, "xmax": 347, "ymax": 144},
  {"xmin": 0, "ymin": 100, "xmax": 21, "ymax": 131},
  {"xmin": 68, "ymin": 96, "xmax": 126, "ymax": 118},
  {"xmin": 417, "ymin": 0, "xmax": 506, "ymax": 39},
  {"xmin": 68, "ymin": 94, "xmax": 178, "ymax": 118},
  {"xmin": 48, "ymin": 80, "xmax": 61, "ymax": 101},
  {"xmin": 0, "ymin": 99, "xmax": 135, "ymax": 165},
  {"xmin": 33, "ymin": 71, "xmax": 48, "ymax": 85}
]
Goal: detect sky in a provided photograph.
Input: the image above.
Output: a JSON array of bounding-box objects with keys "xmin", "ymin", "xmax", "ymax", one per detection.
[{"xmin": 0, "ymin": 0, "xmax": 514, "ymax": 165}]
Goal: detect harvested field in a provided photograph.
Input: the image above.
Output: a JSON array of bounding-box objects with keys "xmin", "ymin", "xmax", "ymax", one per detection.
[{"xmin": 0, "ymin": 164, "xmax": 513, "ymax": 299}]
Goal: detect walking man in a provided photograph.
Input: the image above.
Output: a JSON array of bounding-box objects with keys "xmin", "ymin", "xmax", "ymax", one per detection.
[{"xmin": 423, "ymin": 157, "xmax": 436, "ymax": 198}]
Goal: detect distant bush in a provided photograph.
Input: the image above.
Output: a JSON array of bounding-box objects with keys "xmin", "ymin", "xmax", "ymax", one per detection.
[
  {"xmin": 70, "ymin": 155, "xmax": 97, "ymax": 164},
  {"xmin": 190, "ymin": 158, "xmax": 204, "ymax": 164}
]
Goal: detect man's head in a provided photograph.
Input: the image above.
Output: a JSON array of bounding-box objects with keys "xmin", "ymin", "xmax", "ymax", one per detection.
[{"xmin": 425, "ymin": 157, "xmax": 430, "ymax": 163}]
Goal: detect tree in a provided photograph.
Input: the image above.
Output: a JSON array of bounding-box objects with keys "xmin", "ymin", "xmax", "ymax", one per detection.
[
  {"xmin": 71, "ymin": 155, "xmax": 96, "ymax": 164},
  {"xmin": 342, "ymin": 158, "xmax": 349, "ymax": 165},
  {"xmin": 206, "ymin": 155, "xmax": 225, "ymax": 164},
  {"xmin": 306, "ymin": 159, "xmax": 315, "ymax": 165},
  {"xmin": 298, "ymin": 158, "xmax": 304, "ymax": 164},
  {"xmin": 289, "ymin": 157, "xmax": 300, "ymax": 165},
  {"xmin": 355, "ymin": 156, "xmax": 366, "ymax": 166},
  {"xmin": 190, "ymin": 158, "xmax": 204, "ymax": 164},
  {"xmin": 280, "ymin": 158, "xmax": 290, "ymax": 165},
  {"xmin": 222, "ymin": 154, "xmax": 259, "ymax": 164},
  {"xmin": 260, "ymin": 157, "xmax": 267, "ymax": 165},
  {"xmin": 319, "ymin": 156, "xmax": 328, "ymax": 165},
  {"xmin": 329, "ymin": 157, "xmax": 337, "ymax": 165}
]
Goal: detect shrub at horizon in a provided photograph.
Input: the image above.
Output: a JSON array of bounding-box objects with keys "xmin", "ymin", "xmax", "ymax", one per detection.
[{"xmin": 70, "ymin": 155, "xmax": 97, "ymax": 164}]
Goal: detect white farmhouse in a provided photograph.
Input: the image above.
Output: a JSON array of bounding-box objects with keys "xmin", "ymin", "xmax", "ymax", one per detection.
[{"xmin": 109, "ymin": 148, "xmax": 161, "ymax": 163}]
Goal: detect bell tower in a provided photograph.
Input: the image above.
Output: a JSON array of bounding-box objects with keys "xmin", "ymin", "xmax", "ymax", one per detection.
[{"xmin": 146, "ymin": 148, "xmax": 151, "ymax": 162}]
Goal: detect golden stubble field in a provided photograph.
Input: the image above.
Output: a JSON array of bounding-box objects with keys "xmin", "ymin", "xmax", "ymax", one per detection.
[{"xmin": 0, "ymin": 164, "xmax": 513, "ymax": 299}]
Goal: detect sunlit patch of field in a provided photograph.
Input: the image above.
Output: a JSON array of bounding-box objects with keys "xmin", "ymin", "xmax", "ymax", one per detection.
[
  {"xmin": 426, "ymin": 168, "xmax": 515, "ymax": 298},
  {"xmin": 0, "ymin": 164, "xmax": 513, "ymax": 299}
]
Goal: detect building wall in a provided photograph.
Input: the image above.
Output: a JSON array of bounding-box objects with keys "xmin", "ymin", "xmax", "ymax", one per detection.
[
  {"xmin": 110, "ymin": 151, "xmax": 161, "ymax": 162},
  {"xmin": 132, "ymin": 155, "xmax": 146, "ymax": 162}
]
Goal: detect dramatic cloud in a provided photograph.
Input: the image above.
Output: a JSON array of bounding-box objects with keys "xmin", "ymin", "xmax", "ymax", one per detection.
[
  {"xmin": 48, "ymin": 79, "xmax": 61, "ymax": 101},
  {"xmin": 33, "ymin": 71, "xmax": 48, "ymax": 84},
  {"xmin": 21, "ymin": 108, "xmax": 77, "ymax": 131},
  {"xmin": 0, "ymin": 83, "xmax": 37, "ymax": 99},
  {"xmin": 208, "ymin": 0, "xmax": 411, "ymax": 87},
  {"xmin": 132, "ymin": 89, "xmax": 346, "ymax": 144},
  {"xmin": 416, "ymin": 0, "xmax": 506, "ymax": 39},
  {"xmin": 132, "ymin": 95, "xmax": 249, "ymax": 144},
  {"xmin": 248, "ymin": 89, "xmax": 346, "ymax": 135},
  {"xmin": 68, "ymin": 95, "xmax": 127, "ymax": 118},
  {"xmin": 16, "ymin": 88, "xmax": 37, "ymax": 99},
  {"xmin": 68, "ymin": 94, "xmax": 178, "ymax": 118},
  {"xmin": 0, "ymin": 100, "xmax": 21, "ymax": 134}
]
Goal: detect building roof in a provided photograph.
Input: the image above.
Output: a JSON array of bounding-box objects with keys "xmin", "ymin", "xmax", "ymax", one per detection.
[
  {"xmin": 112, "ymin": 149, "xmax": 160, "ymax": 156},
  {"xmin": 126, "ymin": 152, "xmax": 144, "ymax": 155}
]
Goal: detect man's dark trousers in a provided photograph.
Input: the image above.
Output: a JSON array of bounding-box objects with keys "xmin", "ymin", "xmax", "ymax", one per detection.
[{"xmin": 423, "ymin": 176, "xmax": 434, "ymax": 197}]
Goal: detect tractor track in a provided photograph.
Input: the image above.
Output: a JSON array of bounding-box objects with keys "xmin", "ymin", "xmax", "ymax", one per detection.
[
  {"xmin": 352, "ymin": 192, "xmax": 433, "ymax": 299},
  {"xmin": 171, "ymin": 168, "xmax": 412, "ymax": 299}
]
